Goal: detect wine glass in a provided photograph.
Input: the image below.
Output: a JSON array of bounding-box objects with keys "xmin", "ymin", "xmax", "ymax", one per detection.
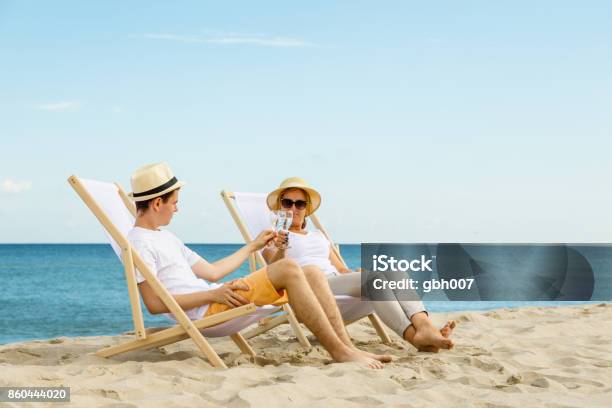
[
  {"xmin": 267, "ymin": 211, "xmax": 279, "ymax": 247},
  {"xmin": 275, "ymin": 210, "xmax": 293, "ymax": 249}
]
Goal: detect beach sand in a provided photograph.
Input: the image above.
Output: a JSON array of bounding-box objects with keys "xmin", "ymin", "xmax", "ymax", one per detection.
[{"xmin": 1, "ymin": 304, "xmax": 611, "ymax": 407}]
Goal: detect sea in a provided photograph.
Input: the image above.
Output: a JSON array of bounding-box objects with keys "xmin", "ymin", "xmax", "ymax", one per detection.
[{"xmin": 0, "ymin": 244, "xmax": 604, "ymax": 345}]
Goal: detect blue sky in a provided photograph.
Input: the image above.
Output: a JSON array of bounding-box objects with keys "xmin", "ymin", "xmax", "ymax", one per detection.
[{"xmin": 1, "ymin": 1, "xmax": 611, "ymax": 243}]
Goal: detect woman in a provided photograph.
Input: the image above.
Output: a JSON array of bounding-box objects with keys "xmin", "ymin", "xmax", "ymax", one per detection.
[{"xmin": 263, "ymin": 177, "xmax": 456, "ymax": 352}]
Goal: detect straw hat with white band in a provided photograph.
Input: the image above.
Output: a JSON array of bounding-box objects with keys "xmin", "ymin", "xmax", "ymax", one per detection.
[
  {"xmin": 128, "ymin": 162, "xmax": 186, "ymax": 202},
  {"xmin": 266, "ymin": 177, "xmax": 321, "ymax": 216}
]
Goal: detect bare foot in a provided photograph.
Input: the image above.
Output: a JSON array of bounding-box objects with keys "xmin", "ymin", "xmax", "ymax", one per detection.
[
  {"xmin": 355, "ymin": 347, "xmax": 393, "ymax": 363},
  {"xmin": 414, "ymin": 321, "xmax": 457, "ymax": 353},
  {"xmin": 440, "ymin": 320, "xmax": 456, "ymax": 338},
  {"xmin": 412, "ymin": 324, "xmax": 454, "ymax": 353},
  {"xmin": 333, "ymin": 349, "xmax": 384, "ymax": 369}
]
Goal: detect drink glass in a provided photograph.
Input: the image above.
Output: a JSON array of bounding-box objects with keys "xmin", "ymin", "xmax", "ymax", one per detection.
[
  {"xmin": 267, "ymin": 211, "xmax": 279, "ymax": 247},
  {"xmin": 275, "ymin": 210, "xmax": 292, "ymax": 249}
]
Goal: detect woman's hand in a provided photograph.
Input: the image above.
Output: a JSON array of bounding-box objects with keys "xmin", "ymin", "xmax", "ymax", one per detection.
[
  {"xmin": 250, "ymin": 230, "xmax": 276, "ymax": 251},
  {"xmin": 210, "ymin": 280, "xmax": 250, "ymax": 308},
  {"xmin": 272, "ymin": 230, "xmax": 289, "ymax": 250}
]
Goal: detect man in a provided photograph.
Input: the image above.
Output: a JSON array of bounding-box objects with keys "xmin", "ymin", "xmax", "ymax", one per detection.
[{"xmin": 126, "ymin": 162, "xmax": 390, "ymax": 368}]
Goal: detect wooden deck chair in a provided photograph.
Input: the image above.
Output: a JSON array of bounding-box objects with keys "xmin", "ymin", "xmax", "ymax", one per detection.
[
  {"xmin": 220, "ymin": 190, "xmax": 392, "ymax": 344},
  {"xmin": 68, "ymin": 176, "xmax": 282, "ymax": 369}
]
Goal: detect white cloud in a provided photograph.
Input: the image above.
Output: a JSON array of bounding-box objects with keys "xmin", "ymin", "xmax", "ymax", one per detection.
[
  {"xmin": 207, "ymin": 36, "xmax": 313, "ymax": 47},
  {"xmin": 35, "ymin": 101, "xmax": 81, "ymax": 111},
  {"xmin": 142, "ymin": 32, "xmax": 313, "ymax": 48},
  {"xmin": 1, "ymin": 179, "xmax": 32, "ymax": 194}
]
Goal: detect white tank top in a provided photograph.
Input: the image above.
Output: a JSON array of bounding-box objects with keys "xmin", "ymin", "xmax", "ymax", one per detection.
[{"xmin": 285, "ymin": 230, "xmax": 339, "ymax": 276}]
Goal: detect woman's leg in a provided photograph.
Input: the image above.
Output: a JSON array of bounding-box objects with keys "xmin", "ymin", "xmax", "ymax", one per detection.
[
  {"xmin": 402, "ymin": 312, "xmax": 455, "ymax": 352},
  {"xmin": 327, "ymin": 272, "xmax": 416, "ymax": 338},
  {"xmin": 327, "ymin": 272, "xmax": 455, "ymax": 351}
]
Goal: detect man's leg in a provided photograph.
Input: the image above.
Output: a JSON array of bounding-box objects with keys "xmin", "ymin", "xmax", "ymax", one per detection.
[
  {"xmin": 266, "ymin": 259, "xmax": 383, "ymax": 368},
  {"xmin": 301, "ymin": 266, "xmax": 392, "ymax": 362},
  {"xmin": 301, "ymin": 266, "xmax": 353, "ymax": 346}
]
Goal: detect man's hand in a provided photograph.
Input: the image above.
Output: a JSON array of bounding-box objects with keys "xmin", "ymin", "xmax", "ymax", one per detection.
[
  {"xmin": 210, "ymin": 281, "xmax": 250, "ymax": 308},
  {"xmin": 226, "ymin": 279, "xmax": 250, "ymax": 291},
  {"xmin": 250, "ymin": 229, "xmax": 276, "ymax": 251}
]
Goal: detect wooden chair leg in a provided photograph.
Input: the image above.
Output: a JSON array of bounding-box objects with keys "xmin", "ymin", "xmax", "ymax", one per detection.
[
  {"xmin": 243, "ymin": 314, "xmax": 289, "ymax": 339},
  {"xmin": 230, "ymin": 333, "xmax": 256, "ymax": 357},
  {"xmin": 367, "ymin": 313, "xmax": 392, "ymax": 344}
]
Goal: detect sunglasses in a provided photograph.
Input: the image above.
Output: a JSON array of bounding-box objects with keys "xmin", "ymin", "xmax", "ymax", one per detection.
[{"xmin": 281, "ymin": 198, "xmax": 308, "ymax": 210}]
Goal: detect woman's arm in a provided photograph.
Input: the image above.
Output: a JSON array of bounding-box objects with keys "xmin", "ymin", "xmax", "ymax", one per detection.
[
  {"xmin": 263, "ymin": 246, "xmax": 285, "ymax": 264},
  {"xmin": 262, "ymin": 230, "xmax": 288, "ymax": 264},
  {"xmin": 329, "ymin": 244, "xmax": 352, "ymax": 274}
]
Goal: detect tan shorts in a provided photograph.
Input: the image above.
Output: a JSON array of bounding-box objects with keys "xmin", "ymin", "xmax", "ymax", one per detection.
[{"xmin": 204, "ymin": 267, "xmax": 288, "ymax": 316}]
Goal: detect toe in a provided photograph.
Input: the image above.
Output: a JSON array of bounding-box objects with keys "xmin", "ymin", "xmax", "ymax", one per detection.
[{"xmin": 442, "ymin": 338, "xmax": 454, "ymax": 349}]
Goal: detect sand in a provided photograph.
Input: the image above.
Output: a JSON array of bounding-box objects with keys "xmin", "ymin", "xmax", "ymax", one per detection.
[{"xmin": 1, "ymin": 304, "xmax": 611, "ymax": 408}]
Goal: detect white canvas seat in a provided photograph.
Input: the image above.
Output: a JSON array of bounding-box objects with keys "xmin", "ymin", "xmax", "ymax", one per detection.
[
  {"xmin": 220, "ymin": 191, "xmax": 392, "ymax": 344},
  {"xmin": 68, "ymin": 176, "xmax": 281, "ymax": 368}
]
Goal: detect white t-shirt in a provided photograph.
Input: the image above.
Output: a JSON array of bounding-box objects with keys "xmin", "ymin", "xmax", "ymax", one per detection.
[
  {"xmin": 127, "ymin": 226, "xmax": 220, "ymax": 320},
  {"xmin": 285, "ymin": 230, "xmax": 339, "ymax": 276}
]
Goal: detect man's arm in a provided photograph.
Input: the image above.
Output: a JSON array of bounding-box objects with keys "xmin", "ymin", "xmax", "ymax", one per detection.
[
  {"xmin": 192, "ymin": 230, "xmax": 275, "ymax": 282},
  {"xmin": 138, "ymin": 280, "xmax": 250, "ymax": 314},
  {"xmin": 191, "ymin": 244, "xmax": 254, "ymax": 282}
]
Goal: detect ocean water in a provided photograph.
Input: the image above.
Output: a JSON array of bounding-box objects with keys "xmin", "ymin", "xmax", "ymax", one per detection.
[{"xmin": 0, "ymin": 244, "xmax": 602, "ymax": 345}]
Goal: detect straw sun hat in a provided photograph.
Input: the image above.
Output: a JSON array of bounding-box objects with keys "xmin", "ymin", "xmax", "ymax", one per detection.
[
  {"xmin": 128, "ymin": 162, "xmax": 186, "ymax": 202},
  {"xmin": 266, "ymin": 177, "xmax": 321, "ymax": 216}
]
